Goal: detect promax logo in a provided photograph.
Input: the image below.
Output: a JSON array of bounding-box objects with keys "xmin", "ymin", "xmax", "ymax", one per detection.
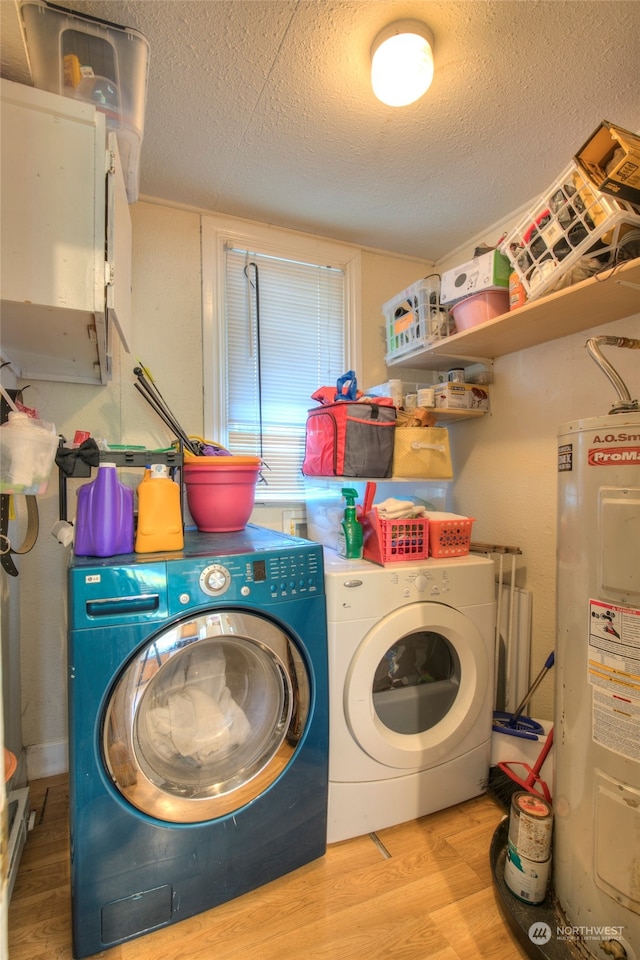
[{"xmin": 588, "ymin": 446, "xmax": 640, "ymax": 465}]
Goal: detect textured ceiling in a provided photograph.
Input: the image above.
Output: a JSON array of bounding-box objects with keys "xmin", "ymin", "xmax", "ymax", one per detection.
[{"xmin": 2, "ymin": 0, "xmax": 640, "ymax": 261}]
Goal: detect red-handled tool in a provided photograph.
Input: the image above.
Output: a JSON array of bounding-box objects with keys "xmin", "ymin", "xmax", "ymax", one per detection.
[
  {"xmin": 495, "ymin": 727, "xmax": 554, "ymax": 803},
  {"xmin": 363, "ymin": 481, "xmax": 376, "ymax": 516}
]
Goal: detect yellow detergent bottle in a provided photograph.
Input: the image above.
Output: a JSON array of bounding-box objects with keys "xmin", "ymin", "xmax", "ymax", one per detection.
[{"xmin": 135, "ymin": 464, "xmax": 184, "ymax": 553}]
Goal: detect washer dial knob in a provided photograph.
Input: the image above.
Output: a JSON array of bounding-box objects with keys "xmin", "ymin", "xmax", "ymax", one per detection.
[
  {"xmin": 414, "ymin": 574, "xmax": 428, "ymax": 593},
  {"xmin": 200, "ymin": 563, "xmax": 231, "ymax": 596}
]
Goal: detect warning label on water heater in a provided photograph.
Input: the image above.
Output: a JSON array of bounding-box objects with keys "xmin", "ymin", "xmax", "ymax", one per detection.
[
  {"xmin": 588, "ymin": 599, "xmax": 640, "ymax": 761},
  {"xmin": 557, "ymin": 443, "xmax": 572, "ymax": 472}
]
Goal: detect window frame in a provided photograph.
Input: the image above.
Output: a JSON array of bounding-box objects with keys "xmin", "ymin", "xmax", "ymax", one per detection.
[{"xmin": 201, "ymin": 214, "xmax": 362, "ymax": 502}]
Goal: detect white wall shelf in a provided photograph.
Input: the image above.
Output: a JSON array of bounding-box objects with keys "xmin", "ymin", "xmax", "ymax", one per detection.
[
  {"xmin": 432, "ymin": 409, "xmax": 486, "ymax": 423},
  {"xmin": 388, "ymin": 257, "xmax": 640, "ymax": 370}
]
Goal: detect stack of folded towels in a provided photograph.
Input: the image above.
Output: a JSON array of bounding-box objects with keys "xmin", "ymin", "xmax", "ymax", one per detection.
[
  {"xmin": 375, "ymin": 501, "xmax": 467, "ymax": 524},
  {"xmin": 375, "ymin": 498, "xmax": 426, "ymax": 520}
]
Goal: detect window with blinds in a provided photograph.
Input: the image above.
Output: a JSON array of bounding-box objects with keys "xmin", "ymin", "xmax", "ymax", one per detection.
[{"xmin": 222, "ymin": 244, "xmax": 346, "ymax": 500}]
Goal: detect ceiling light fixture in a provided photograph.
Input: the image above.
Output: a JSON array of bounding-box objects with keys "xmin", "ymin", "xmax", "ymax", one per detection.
[{"xmin": 371, "ymin": 19, "xmax": 434, "ymax": 107}]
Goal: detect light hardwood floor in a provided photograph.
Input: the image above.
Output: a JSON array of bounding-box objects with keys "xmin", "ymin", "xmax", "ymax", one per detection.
[{"xmin": 9, "ymin": 774, "xmax": 530, "ymax": 960}]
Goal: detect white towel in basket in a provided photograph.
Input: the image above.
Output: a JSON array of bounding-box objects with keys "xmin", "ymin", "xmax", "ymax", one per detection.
[{"xmin": 376, "ymin": 498, "xmax": 427, "ymax": 520}]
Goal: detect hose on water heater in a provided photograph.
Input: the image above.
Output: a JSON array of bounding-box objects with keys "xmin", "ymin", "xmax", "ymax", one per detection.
[{"xmin": 585, "ymin": 335, "xmax": 640, "ymax": 414}]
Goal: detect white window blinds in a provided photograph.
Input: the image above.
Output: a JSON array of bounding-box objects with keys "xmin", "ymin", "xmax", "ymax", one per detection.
[{"xmin": 224, "ymin": 245, "xmax": 346, "ymax": 500}]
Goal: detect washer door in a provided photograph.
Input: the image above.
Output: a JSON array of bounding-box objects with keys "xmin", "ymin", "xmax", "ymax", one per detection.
[
  {"xmin": 103, "ymin": 610, "xmax": 310, "ymax": 822},
  {"xmin": 345, "ymin": 602, "xmax": 489, "ymax": 770}
]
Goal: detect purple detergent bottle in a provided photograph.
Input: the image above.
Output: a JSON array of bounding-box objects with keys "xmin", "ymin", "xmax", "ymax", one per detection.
[{"xmin": 74, "ymin": 462, "xmax": 134, "ymax": 557}]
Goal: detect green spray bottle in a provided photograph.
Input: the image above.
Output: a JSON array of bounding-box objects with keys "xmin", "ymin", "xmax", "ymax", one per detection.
[{"xmin": 336, "ymin": 488, "xmax": 363, "ymax": 559}]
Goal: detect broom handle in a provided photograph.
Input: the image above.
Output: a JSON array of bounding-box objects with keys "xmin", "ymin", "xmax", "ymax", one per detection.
[
  {"xmin": 511, "ymin": 651, "xmax": 555, "ymax": 725},
  {"xmin": 531, "ymin": 726, "xmax": 554, "ymax": 775},
  {"xmin": 494, "ymin": 553, "xmax": 504, "ymax": 707}
]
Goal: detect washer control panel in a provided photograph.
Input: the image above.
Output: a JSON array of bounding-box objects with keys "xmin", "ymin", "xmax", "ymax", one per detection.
[
  {"xmin": 405, "ymin": 568, "xmax": 451, "ymax": 597},
  {"xmin": 168, "ymin": 545, "xmax": 323, "ymax": 612}
]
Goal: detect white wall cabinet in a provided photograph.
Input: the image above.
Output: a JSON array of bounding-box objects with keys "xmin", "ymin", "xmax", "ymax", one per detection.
[{"xmin": 0, "ymin": 78, "xmax": 131, "ymax": 385}]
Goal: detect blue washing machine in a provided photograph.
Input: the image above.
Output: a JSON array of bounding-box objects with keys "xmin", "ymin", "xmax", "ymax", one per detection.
[{"xmin": 67, "ymin": 525, "xmax": 328, "ymax": 958}]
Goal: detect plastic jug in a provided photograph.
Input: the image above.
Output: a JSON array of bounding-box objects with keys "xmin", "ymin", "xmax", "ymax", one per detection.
[
  {"xmin": 74, "ymin": 462, "xmax": 134, "ymax": 557},
  {"xmin": 135, "ymin": 464, "xmax": 183, "ymax": 553}
]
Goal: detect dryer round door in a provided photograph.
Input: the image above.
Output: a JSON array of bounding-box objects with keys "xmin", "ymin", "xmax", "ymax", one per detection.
[
  {"xmin": 102, "ymin": 609, "xmax": 310, "ymax": 823},
  {"xmin": 344, "ymin": 602, "xmax": 490, "ymax": 769}
]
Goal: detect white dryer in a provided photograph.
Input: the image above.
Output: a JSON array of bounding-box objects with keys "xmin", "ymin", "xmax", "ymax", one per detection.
[{"xmin": 324, "ymin": 549, "xmax": 496, "ymax": 843}]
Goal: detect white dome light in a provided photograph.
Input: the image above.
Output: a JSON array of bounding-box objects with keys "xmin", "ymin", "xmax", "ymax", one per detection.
[{"xmin": 371, "ymin": 20, "xmax": 435, "ymax": 107}]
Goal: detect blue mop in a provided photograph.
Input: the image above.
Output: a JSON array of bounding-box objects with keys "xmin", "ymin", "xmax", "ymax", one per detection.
[{"xmin": 492, "ymin": 651, "xmax": 555, "ymax": 740}]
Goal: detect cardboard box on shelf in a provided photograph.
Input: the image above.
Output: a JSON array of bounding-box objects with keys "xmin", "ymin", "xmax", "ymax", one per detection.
[
  {"xmin": 440, "ymin": 249, "xmax": 511, "ymax": 305},
  {"xmin": 575, "ymin": 121, "xmax": 640, "ymax": 205},
  {"xmin": 435, "ymin": 383, "xmax": 490, "ymax": 411}
]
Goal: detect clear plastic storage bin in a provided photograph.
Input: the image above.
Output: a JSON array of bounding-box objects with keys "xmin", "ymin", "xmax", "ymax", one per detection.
[
  {"xmin": 20, "ymin": 0, "xmax": 149, "ymax": 202},
  {"xmin": 500, "ymin": 161, "xmax": 640, "ymax": 302},
  {"xmin": 383, "ymin": 277, "xmax": 452, "ymax": 364}
]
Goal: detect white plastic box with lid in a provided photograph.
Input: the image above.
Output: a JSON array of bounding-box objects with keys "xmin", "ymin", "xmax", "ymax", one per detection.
[
  {"xmin": 19, "ymin": 0, "xmax": 149, "ymax": 203},
  {"xmin": 440, "ymin": 249, "xmax": 511, "ymax": 305}
]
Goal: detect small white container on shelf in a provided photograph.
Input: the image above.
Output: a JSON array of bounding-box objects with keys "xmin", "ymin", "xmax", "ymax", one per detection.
[{"xmin": 440, "ymin": 249, "xmax": 511, "ymax": 305}]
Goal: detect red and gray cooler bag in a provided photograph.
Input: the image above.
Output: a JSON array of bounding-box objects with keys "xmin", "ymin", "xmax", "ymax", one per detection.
[{"xmin": 302, "ymin": 401, "xmax": 396, "ymax": 477}]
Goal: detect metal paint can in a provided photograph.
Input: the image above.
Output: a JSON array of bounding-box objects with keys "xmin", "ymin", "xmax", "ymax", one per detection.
[
  {"xmin": 504, "ymin": 839, "xmax": 551, "ymax": 904},
  {"xmin": 508, "ymin": 791, "xmax": 553, "ymax": 862}
]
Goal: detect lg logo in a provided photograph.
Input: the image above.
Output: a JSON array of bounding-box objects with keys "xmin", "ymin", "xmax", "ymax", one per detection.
[{"xmin": 529, "ymin": 922, "xmax": 552, "ymax": 944}]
